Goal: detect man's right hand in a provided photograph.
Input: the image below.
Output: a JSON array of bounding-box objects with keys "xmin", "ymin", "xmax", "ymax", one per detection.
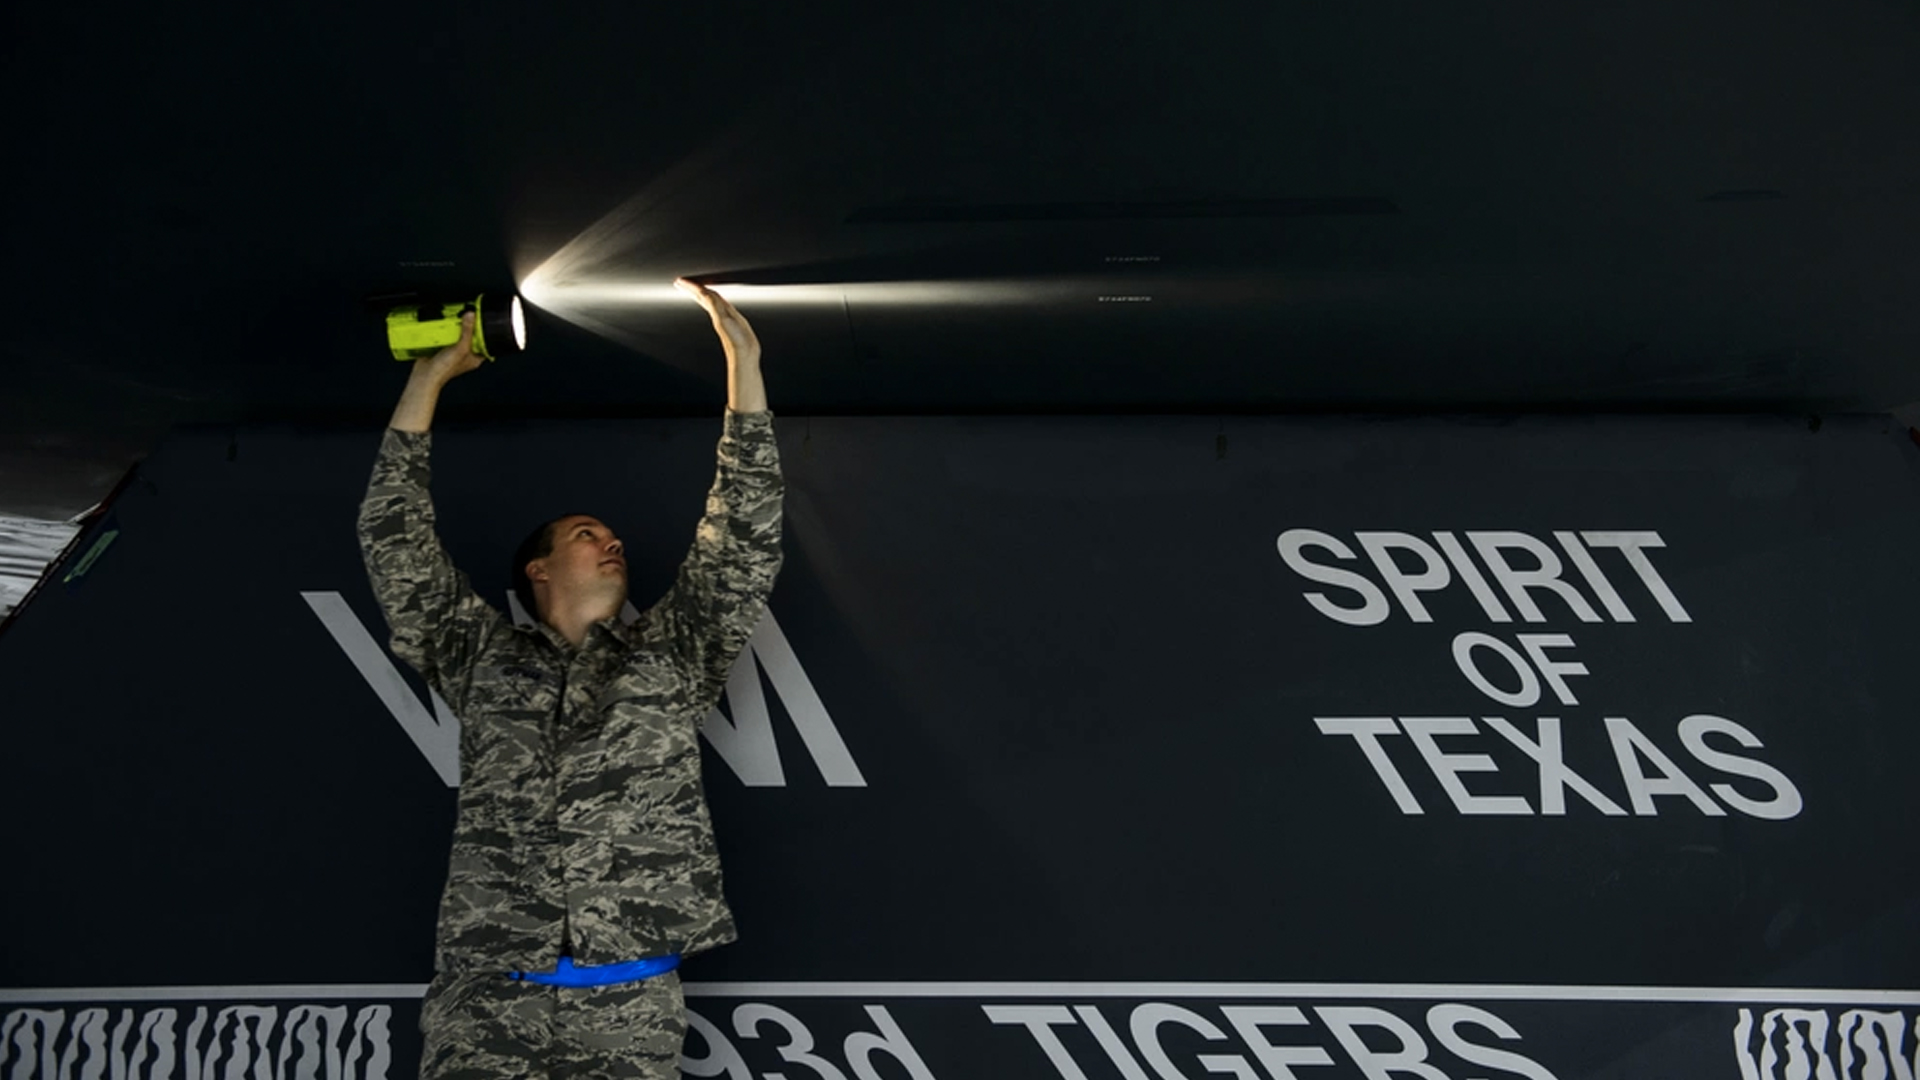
[
  {"xmin": 413, "ymin": 311, "xmax": 485, "ymax": 386},
  {"xmin": 390, "ymin": 312, "xmax": 480, "ymax": 433}
]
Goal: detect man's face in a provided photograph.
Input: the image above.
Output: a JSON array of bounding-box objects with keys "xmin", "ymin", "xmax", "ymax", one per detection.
[{"xmin": 528, "ymin": 515, "xmax": 627, "ymax": 616}]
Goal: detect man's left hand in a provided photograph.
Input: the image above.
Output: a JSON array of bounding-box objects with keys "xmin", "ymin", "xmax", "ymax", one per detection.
[{"xmin": 676, "ymin": 278, "xmax": 762, "ymax": 369}]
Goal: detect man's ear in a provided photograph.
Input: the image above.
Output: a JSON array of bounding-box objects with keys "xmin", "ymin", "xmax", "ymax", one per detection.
[{"xmin": 526, "ymin": 559, "xmax": 548, "ymax": 584}]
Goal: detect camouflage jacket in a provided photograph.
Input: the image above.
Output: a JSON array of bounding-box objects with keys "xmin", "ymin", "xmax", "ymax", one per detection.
[{"xmin": 356, "ymin": 411, "xmax": 783, "ymax": 973}]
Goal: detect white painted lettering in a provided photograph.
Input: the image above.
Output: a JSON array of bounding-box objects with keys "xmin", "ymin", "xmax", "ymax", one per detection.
[
  {"xmin": 984, "ymin": 1005, "xmax": 1087, "ymax": 1080},
  {"xmin": 733, "ymin": 1003, "xmax": 850, "ymax": 1080},
  {"xmin": 1759, "ymin": 1008, "xmax": 1835, "ymax": 1080},
  {"xmin": 1433, "ymin": 531, "xmax": 1514, "ymax": 622},
  {"xmin": 1131, "ymin": 1003, "xmax": 1259, "ymax": 1080},
  {"xmin": 1466, "ymin": 532, "xmax": 1603, "ymax": 624},
  {"xmin": 702, "ymin": 613, "xmax": 867, "ymax": 788},
  {"xmin": 1316, "ymin": 719, "xmax": 1424, "ymax": 814},
  {"xmin": 1677, "ymin": 715, "xmax": 1804, "ymax": 820},
  {"xmin": 308, "ymin": 592, "xmax": 859, "ymax": 790},
  {"xmin": 1220, "ymin": 1005, "xmax": 1337, "ymax": 1080},
  {"xmin": 1833, "ymin": 1009, "xmax": 1913, "ymax": 1080},
  {"xmin": 1552, "ymin": 532, "xmax": 1635, "ymax": 622},
  {"xmin": 303, "ymin": 590, "xmax": 462, "ymax": 787},
  {"xmin": 1426, "ymin": 1004, "xmax": 1561, "ymax": 1080},
  {"xmin": 1356, "ymin": 531, "xmax": 1453, "ymax": 623},
  {"xmin": 1074, "ymin": 1006, "xmax": 1153, "ymax": 1080},
  {"xmin": 0, "ymin": 1003, "xmax": 392, "ymax": 1080},
  {"xmin": 1579, "ymin": 532, "xmax": 1691, "ymax": 623},
  {"xmin": 1278, "ymin": 530, "xmax": 1392, "ymax": 626},
  {"xmin": 683, "ymin": 1006, "xmax": 752, "ymax": 1079},
  {"xmin": 843, "ymin": 1006, "xmax": 937, "ymax": 1080},
  {"xmin": 1401, "ymin": 718, "xmax": 1532, "ymax": 815},
  {"xmin": 1481, "ymin": 717, "xmax": 1627, "ymax": 816},
  {"xmin": 1514, "ymin": 634, "xmax": 1588, "ymax": 706},
  {"xmin": 1605, "ymin": 718, "xmax": 1725, "ymax": 816},
  {"xmin": 1452, "ymin": 633, "xmax": 1543, "ymax": 707},
  {"xmin": 1315, "ymin": 1006, "xmax": 1449, "ymax": 1080}
]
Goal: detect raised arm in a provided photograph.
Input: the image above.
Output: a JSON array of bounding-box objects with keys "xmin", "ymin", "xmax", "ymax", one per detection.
[
  {"xmin": 677, "ymin": 277, "xmax": 766, "ymax": 415},
  {"xmin": 357, "ymin": 313, "xmax": 505, "ymax": 715},
  {"xmin": 387, "ymin": 311, "xmax": 483, "ymax": 432},
  {"xmin": 646, "ymin": 281, "xmax": 784, "ymax": 702}
]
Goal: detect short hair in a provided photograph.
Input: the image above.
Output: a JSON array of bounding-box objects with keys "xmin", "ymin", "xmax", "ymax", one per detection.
[{"xmin": 509, "ymin": 513, "xmax": 588, "ymax": 621}]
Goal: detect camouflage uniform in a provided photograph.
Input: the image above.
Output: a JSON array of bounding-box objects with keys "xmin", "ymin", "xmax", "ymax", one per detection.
[
  {"xmin": 417, "ymin": 969, "xmax": 688, "ymax": 1079},
  {"xmin": 357, "ymin": 411, "xmax": 784, "ymax": 1078}
]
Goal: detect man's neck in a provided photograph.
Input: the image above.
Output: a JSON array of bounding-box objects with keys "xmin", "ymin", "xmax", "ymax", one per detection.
[{"xmin": 544, "ymin": 600, "xmax": 622, "ymax": 648}]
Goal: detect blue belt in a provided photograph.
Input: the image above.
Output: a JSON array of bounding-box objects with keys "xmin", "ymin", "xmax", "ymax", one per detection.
[{"xmin": 508, "ymin": 954, "xmax": 681, "ymax": 987}]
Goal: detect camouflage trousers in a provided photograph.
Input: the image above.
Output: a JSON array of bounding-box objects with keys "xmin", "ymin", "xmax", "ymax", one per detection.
[{"xmin": 419, "ymin": 968, "xmax": 686, "ymax": 1079}]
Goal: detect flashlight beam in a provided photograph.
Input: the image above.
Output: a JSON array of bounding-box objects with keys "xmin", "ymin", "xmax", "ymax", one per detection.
[{"xmin": 518, "ymin": 278, "xmax": 1106, "ymax": 311}]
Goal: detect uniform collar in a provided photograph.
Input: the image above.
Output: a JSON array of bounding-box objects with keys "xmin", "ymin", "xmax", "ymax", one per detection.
[{"xmin": 519, "ymin": 611, "xmax": 638, "ymax": 652}]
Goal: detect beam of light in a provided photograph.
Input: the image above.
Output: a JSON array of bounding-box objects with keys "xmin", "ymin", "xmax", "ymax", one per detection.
[
  {"xmin": 511, "ymin": 123, "xmax": 767, "ymax": 294},
  {"xmin": 508, "ymin": 98, "xmax": 840, "ymax": 333},
  {"xmin": 509, "ymin": 99, "xmax": 1125, "ymax": 361},
  {"xmin": 511, "ymin": 116, "xmax": 1426, "ymax": 363},
  {"xmin": 516, "ymin": 275, "xmax": 1089, "ymax": 359},
  {"xmin": 522, "ymin": 277, "xmax": 1098, "ymax": 312}
]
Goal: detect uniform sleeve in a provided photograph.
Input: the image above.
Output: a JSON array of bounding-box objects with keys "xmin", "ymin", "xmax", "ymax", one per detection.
[
  {"xmin": 356, "ymin": 428, "xmax": 506, "ymax": 717},
  {"xmin": 645, "ymin": 409, "xmax": 786, "ymax": 706}
]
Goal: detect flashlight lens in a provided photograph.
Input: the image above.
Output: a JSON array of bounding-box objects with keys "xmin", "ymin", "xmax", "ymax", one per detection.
[{"xmin": 511, "ymin": 296, "xmax": 527, "ymax": 351}]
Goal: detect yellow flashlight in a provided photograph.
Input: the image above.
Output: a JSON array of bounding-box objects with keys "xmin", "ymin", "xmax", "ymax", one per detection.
[{"xmin": 385, "ymin": 292, "xmax": 528, "ymax": 361}]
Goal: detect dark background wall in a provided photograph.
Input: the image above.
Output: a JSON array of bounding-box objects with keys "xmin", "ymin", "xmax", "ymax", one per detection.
[{"xmin": 2, "ymin": 412, "xmax": 1916, "ymax": 1078}]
